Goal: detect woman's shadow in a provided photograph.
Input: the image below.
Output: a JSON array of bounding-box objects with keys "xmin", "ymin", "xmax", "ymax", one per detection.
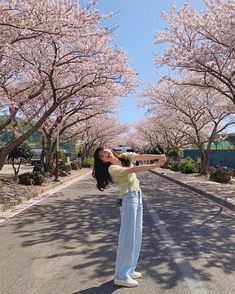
[{"xmin": 73, "ymin": 280, "xmax": 120, "ymax": 294}]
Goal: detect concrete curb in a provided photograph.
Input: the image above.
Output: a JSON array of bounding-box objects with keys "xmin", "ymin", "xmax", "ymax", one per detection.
[
  {"xmin": 0, "ymin": 169, "xmax": 91, "ymax": 212},
  {"xmin": 150, "ymin": 170, "xmax": 235, "ymax": 212}
]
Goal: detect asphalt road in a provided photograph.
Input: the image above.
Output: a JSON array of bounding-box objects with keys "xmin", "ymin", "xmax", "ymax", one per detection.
[{"xmin": 0, "ymin": 172, "xmax": 234, "ymax": 294}]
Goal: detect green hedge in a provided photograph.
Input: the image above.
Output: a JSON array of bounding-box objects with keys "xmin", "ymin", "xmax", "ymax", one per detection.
[
  {"xmin": 178, "ymin": 158, "xmax": 197, "ymax": 174},
  {"xmin": 82, "ymin": 157, "xmax": 94, "ymax": 168}
]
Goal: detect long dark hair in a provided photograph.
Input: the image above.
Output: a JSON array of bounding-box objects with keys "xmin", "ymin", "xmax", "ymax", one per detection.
[{"xmin": 92, "ymin": 147, "xmax": 130, "ymax": 191}]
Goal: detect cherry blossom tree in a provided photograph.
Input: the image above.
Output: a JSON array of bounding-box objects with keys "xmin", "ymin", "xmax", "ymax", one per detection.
[
  {"xmin": 134, "ymin": 112, "xmax": 189, "ymax": 161},
  {"xmin": 39, "ymin": 89, "xmax": 117, "ymax": 170},
  {"xmin": 0, "ymin": 0, "xmax": 136, "ymax": 169},
  {"xmin": 75, "ymin": 115, "xmax": 129, "ymax": 162},
  {"xmin": 144, "ymin": 78, "xmax": 235, "ymax": 173},
  {"xmin": 155, "ymin": 0, "xmax": 235, "ymax": 105},
  {"xmin": 133, "ymin": 117, "xmax": 164, "ymax": 152}
]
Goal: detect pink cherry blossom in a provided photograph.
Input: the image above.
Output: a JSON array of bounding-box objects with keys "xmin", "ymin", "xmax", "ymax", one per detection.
[
  {"xmin": 0, "ymin": 0, "xmax": 136, "ymax": 170},
  {"xmin": 155, "ymin": 0, "xmax": 235, "ymax": 105}
]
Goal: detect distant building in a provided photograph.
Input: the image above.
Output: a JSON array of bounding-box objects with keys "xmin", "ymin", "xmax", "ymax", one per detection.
[
  {"xmin": 211, "ymin": 140, "xmax": 233, "ymax": 150},
  {"xmin": 211, "ymin": 133, "xmax": 235, "ymax": 150},
  {"xmin": 184, "ymin": 133, "xmax": 235, "ymax": 151}
]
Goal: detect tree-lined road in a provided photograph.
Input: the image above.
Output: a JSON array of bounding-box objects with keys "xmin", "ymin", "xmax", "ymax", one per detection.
[{"xmin": 0, "ymin": 172, "xmax": 234, "ymax": 294}]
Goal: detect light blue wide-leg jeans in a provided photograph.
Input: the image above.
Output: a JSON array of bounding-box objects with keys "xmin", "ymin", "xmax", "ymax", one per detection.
[{"xmin": 114, "ymin": 189, "xmax": 143, "ymax": 280}]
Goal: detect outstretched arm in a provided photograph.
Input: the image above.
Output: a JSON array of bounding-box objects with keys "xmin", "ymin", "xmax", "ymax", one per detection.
[
  {"xmin": 134, "ymin": 154, "xmax": 166, "ymax": 161},
  {"xmin": 125, "ymin": 161, "xmax": 165, "ymax": 175}
]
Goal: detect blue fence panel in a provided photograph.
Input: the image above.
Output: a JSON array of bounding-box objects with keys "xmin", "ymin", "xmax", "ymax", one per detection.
[{"xmin": 183, "ymin": 150, "xmax": 235, "ymax": 169}]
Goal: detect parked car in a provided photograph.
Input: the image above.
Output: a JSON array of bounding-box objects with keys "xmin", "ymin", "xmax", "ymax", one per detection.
[
  {"xmin": 112, "ymin": 146, "xmax": 134, "ymax": 152},
  {"xmin": 31, "ymin": 148, "xmax": 43, "ymax": 165}
]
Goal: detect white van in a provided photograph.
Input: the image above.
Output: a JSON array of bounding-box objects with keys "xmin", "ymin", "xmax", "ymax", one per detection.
[{"xmin": 112, "ymin": 146, "xmax": 134, "ymax": 153}]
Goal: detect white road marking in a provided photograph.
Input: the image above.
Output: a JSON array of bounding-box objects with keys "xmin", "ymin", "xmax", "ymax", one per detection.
[
  {"xmin": 143, "ymin": 194, "xmax": 208, "ymax": 294},
  {"xmin": 0, "ymin": 172, "xmax": 91, "ymax": 224}
]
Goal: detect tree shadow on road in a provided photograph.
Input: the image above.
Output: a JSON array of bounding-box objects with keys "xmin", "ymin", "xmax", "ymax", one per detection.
[
  {"xmin": 8, "ymin": 175, "xmax": 235, "ymax": 292},
  {"xmin": 139, "ymin": 172, "xmax": 235, "ymax": 287}
]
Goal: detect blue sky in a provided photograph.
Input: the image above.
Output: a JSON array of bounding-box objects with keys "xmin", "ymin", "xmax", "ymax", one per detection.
[
  {"xmin": 86, "ymin": 0, "xmax": 206, "ymax": 125},
  {"xmin": 81, "ymin": 1, "xmax": 234, "ymax": 134}
]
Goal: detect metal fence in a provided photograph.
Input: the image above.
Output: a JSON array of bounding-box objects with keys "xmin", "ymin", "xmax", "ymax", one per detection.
[{"xmin": 183, "ymin": 149, "xmax": 235, "ymax": 169}]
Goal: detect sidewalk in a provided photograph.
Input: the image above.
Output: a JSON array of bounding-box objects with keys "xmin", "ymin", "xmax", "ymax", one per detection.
[
  {"xmin": 0, "ymin": 168, "xmax": 91, "ymax": 212},
  {"xmin": 151, "ymin": 168, "xmax": 235, "ymax": 212}
]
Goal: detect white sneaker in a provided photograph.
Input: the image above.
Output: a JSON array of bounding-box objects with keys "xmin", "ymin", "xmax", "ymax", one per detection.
[
  {"xmin": 130, "ymin": 271, "xmax": 142, "ymax": 279},
  {"xmin": 114, "ymin": 277, "xmax": 138, "ymax": 287}
]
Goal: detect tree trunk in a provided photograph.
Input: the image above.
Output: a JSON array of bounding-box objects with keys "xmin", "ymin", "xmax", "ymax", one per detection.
[
  {"xmin": 200, "ymin": 150, "xmax": 210, "ymax": 175},
  {"xmin": 44, "ymin": 134, "xmax": 53, "ymax": 172},
  {"xmin": 41, "ymin": 135, "xmax": 46, "ymax": 167},
  {"xmin": 173, "ymin": 148, "xmax": 181, "ymax": 163},
  {"xmin": 0, "ymin": 147, "xmax": 11, "ymax": 171},
  {"xmin": 11, "ymin": 159, "xmax": 21, "ymax": 180},
  {"xmin": 0, "ymin": 101, "xmax": 59, "ymax": 171}
]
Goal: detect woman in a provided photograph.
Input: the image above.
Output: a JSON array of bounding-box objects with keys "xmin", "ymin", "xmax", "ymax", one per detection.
[{"xmin": 92, "ymin": 147, "xmax": 167, "ymax": 288}]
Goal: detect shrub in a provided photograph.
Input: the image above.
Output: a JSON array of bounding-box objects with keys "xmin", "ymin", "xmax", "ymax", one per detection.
[
  {"xmin": 64, "ymin": 163, "xmax": 72, "ymax": 173},
  {"xmin": 209, "ymin": 167, "xmax": 232, "ymax": 184},
  {"xmin": 179, "ymin": 158, "xmax": 197, "ymax": 174},
  {"xmin": 59, "ymin": 170, "xmax": 68, "ymax": 177},
  {"xmin": 32, "ymin": 172, "xmax": 45, "ymax": 185},
  {"xmin": 8, "ymin": 143, "xmax": 34, "ymax": 163},
  {"xmin": 19, "ymin": 172, "xmax": 45, "ymax": 185},
  {"xmin": 82, "ymin": 157, "xmax": 94, "ymax": 168},
  {"xmin": 8, "ymin": 143, "xmax": 34, "ymax": 179},
  {"xmin": 163, "ymin": 158, "xmax": 172, "ymax": 169},
  {"xmin": 167, "ymin": 150, "xmax": 178, "ymax": 158},
  {"xmin": 33, "ymin": 165, "xmax": 45, "ymax": 175},
  {"xmin": 170, "ymin": 161, "xmax": 180, "ymax": 171},
  {"xmin": 165, "ymin": 158, "xmax": 180, "ymax": 171},
  {"xmin": 58, "ymin": 150, "xmax": 66, "ymax": 160},
  {"xmin": 19, "ymin": 172, "xmax": 34, "ymax": 185},
  {"xmin": 71, "ymin": 161, "xmax": 79, "ymax": 170},
  {"xmin": 59, "ymin": 162, "xmax": 71, "ymax": 173}
]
